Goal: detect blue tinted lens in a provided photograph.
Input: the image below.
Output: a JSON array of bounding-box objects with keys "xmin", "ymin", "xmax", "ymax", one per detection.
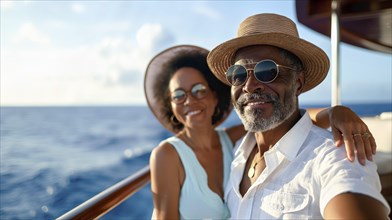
[
  {"xmin": 171, "ymin": 83, "xmax": 208, "ymax": 104},
  {"xmin": 226, "ymin": 65, "xmax": 247, "ymax": 86},
  {"xmin": 171, "ymin": 90, "xmax": 186, "ymax": 103},
  {"xmin": 254, "ymin": 60, "xmax": 278, "ymax": 83},
  {"xmin": 191, "ymin": 84, "xmax": 207, "ymax": 99}
]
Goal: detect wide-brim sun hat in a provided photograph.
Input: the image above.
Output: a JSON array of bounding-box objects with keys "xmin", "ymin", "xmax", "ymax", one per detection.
[
  {"xmin": 144, "ymin": 45, "xmax": 232, "ymax": 134},
  {"xmin": 207, "ymin": 13, "xmax": 330, "ymax": 93}
]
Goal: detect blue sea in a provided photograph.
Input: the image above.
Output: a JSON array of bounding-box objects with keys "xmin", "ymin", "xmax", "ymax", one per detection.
[{"xmin": 1, "ymin": 103, "xmax": 391, "ymax": 219}]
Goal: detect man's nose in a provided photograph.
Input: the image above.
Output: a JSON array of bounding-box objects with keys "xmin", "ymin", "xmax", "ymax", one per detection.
[{"xmin": 242, "ymin": 70, "xmax": 265, "ymax": 93}]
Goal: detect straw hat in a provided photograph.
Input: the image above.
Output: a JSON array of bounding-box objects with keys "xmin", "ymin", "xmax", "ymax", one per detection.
[
  {"xmin": 144, "ymin": 45, "xmax": 232, "ymax": 134},
  {"xmin": 207, "ymin": 13, "xmax": 330, "ymax": 93}
]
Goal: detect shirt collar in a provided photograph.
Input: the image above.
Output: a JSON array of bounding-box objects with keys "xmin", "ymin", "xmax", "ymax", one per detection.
[
  {"xmin": 274, "ymin": 109, "xmax": 313, "ymax": 161},
  {"xmin": 232, "ymin": 131, "xmax": 256, "ymax": 167},
  {"xmin": 235, "ymin": 109, "xmax": 313, "ymax": 162}
]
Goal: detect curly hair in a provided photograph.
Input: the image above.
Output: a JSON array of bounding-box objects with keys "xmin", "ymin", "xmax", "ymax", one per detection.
[{"xmin": 153, "ymin": 49, "xmax": 231, "ymax": 133}]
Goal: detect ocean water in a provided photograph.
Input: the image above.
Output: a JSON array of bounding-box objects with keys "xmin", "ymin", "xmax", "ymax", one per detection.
[{"xmin": 1, "ymin": 103, "xmax": 391, "ymax": 219}]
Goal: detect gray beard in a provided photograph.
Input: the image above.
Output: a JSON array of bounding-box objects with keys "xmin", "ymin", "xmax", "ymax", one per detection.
[{"xmin": 234, "ymin": 91, "xmax": 296, "ymax": 132}]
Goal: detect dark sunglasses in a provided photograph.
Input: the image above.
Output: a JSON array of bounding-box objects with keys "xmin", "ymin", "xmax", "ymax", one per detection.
[
  {"xmin": 226, "ymin": 59, "xmax": 296, "ymax": 86},
  {"xmin": 170, "ymin": 83, "xmax": 209, "ymax": 104}
]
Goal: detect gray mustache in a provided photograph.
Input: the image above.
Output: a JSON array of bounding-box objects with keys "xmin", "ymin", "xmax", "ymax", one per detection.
[{"xmin": 237, "ymin": 92, "xmax": 277, "ymax": 106}]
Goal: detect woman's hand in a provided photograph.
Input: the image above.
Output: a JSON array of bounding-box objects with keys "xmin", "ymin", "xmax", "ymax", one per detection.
[{"xmin": 329, "ymin": 105, "xmax": 377, "ymax": 165}]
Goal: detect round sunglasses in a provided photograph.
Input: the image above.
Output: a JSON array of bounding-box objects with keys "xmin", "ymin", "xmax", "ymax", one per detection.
[
  {"xmin": 226, "ymin": 59, "xmax": 296, "ymax": 86},
  {"xmin": 170, "ymin": 83, "xmax": 209, "ymax": 104}
]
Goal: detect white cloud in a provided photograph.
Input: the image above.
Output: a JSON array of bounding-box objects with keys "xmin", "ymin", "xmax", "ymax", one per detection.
[
  {"xmin": 136, "ymin": 23, "xmax": 174, "ymax": 52},
  {"xmin": 1, "ymin": 46, "xmax": 144, "ymax": 106},
  {"xmin": 1, "ymin": 1, "xmax": 15, "ymax": 10},
  {"xmin": 1, "ymin": 73, "xmax": 146, "ymax": 106},
  {"xmin": 1, "ymin": 35, "xmax": 156, "ymax": 106},
  {"xmin": 192, "ymin": 3, "xmax": 221, "ymax": 20},
  {"xmin": 71, "ymin": 3, "xmax": 85, "ymax": 14},
  {"xmin": 91, "ymin": 21, "xmax": 132, "ymax": 33},
  {"xmin": 46, "ymin": 20, "xmax": 68, "ymax": 29},
  {"xmin": 2, "ymin": 20, "xmax": 175, "ymax": 106},
  {"xmin": 85, "ymin": 23, "xmax": 174, "ymax": 89},
  {"xmin": 1, "ymin": 0, "xmax": 33, "ymax": 11},
  {"xmin": 15, "ymin": 22, "xmax": 51, "ymax": 45}
]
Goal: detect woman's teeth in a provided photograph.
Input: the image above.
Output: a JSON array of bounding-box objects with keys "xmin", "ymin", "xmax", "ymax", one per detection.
[{"xmin": 187, "ymin": 110, "xmax": 201, "ymax": 116}]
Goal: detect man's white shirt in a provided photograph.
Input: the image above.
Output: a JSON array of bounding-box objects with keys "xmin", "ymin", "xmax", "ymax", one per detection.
[{"xmin": 226, "ymin": 110, "xmax": 390, "ymax": 219}]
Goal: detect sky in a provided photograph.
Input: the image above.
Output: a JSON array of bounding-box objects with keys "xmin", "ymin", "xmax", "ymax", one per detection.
[{"xmin": 1, "ymin": 0, "xmax": 391, "ymax": 106}]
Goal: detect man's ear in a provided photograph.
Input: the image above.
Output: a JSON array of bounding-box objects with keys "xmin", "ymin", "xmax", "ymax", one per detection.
[{"xmin": 296, "ymin": 71, "xmax": 305, "ymax": 96}]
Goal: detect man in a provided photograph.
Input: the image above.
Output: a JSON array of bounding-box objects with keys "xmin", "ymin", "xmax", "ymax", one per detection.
[{"xmin": 207, "ymin": 13, "xmax": 390, "ymax": 219}]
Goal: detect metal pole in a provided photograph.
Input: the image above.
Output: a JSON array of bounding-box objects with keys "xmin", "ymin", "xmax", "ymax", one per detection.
[{"xmin": 331, "ymin": 0, "xmax": 341, "ymax": 106}]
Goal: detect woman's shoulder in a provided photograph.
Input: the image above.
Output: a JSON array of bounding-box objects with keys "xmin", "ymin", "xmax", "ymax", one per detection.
[
  {"xmin": 150, "ymin": 140, "xmax": 180, "ymax": 164},
  {"xmin": 150, "ymin": 139, "xmax": 185, "ymax": 185}
]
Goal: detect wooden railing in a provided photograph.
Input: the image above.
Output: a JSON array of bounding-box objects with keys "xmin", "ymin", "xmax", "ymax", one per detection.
[{"xmin": 57, "ymin": 165, "xmax": 150, "ymax": 220}]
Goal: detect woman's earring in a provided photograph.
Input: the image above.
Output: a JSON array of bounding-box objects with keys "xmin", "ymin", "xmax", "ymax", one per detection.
[{"xmin": 170, "ymin": 115, "xmax": 181, "ymax": 126}]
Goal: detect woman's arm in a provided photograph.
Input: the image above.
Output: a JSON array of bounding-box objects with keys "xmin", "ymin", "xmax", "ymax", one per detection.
[
  {"xmin": 308, "ymin": 106, "xmax": 377, "ymax": 165},
  {"xmin": 226, "ymin": 124, "xmax": 246, "ymax": 147},
  {"xmin": 150, "ymin": 142, "xmax": 182, "ymax": 219}
]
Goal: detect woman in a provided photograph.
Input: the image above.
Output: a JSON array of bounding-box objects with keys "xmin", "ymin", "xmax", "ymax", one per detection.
[{"xmin": 144, "ymin": 45, "xmax": 376, "ymax": 219}]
